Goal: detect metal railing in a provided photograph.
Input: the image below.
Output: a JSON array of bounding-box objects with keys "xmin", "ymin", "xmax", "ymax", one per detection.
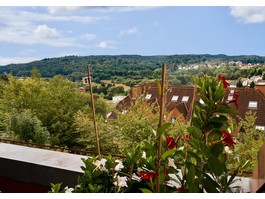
[{"xmin": 0, "ymin": 138, "xmax": 126, "ymax": 159}]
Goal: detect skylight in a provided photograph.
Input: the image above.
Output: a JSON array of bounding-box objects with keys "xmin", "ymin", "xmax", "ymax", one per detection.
[
  {"xmin": 248, "ymin": 101, "xmax": 258, "ymax": 109},
  {"xmin": 171, "ymin": 95, "xmax": 179, "ymax": 102},
  {"xmin": 145, "ymin": 94, "xmax": 152, "ymax": 100},
  {"xmin": 182, "ymin": 96, "xmax": 189, "ymax": 102},
  {"xmin": 227, "ymin": 95, "xmax": 233, "ymax": 101}
]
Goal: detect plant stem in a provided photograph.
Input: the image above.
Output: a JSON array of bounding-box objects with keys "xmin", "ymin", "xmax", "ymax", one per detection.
[{"xmin": 155, "ymin": 63, "xmax": 166, "ymax": 193}]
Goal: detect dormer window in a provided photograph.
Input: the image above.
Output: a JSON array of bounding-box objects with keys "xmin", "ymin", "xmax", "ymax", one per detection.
[
  {"xmin": 182, "ymin": 96, "xmax": 189, "ymax": 102},
  {"xmin": 171, "ymin": 95, "xmax": 179, "ymax": 102},
  {"xmin": 227, "ymin": 95, "xmax": 233, "ymax": 101},
  {"xmin": 145, "ymin": 94, "xmax": 152, "ymax": 100},
  {"xmin": 248, "ymin": 101, "xmax": 258, "ymax": 109}
]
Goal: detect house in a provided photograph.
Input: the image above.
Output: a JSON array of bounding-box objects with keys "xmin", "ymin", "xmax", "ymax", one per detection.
[
  {"xmin": 116, "ymin": 83, "xmax": 196, "ymax": 124},
  {"xmin": 112, "ymin": 96, "xmax": 126, "ymax": 104},
  {"xmin": 250, "ymin": 76, "xmax": 262, "ymax": 84},
  {"xmin": 116, "ymin": 83, "xmax": 265, "ymax": 131}
]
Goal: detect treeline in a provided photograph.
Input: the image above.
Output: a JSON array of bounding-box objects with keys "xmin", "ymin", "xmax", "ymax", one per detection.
[
  {"xmin": 0, "ymin": 71, "xmax": 162, "ymax": 154},
  {"xmin": 1, "ymin": 54, "xmax": 265, "ymax": 85},
  {"xmin": 0, "ymin": 71, "xmax": 108, "ymax": 149}
]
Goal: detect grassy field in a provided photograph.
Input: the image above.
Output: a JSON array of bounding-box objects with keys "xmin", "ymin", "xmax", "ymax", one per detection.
[{"xmin": 101, "ymin": 80, "xmax": 131, "ymax": 91}]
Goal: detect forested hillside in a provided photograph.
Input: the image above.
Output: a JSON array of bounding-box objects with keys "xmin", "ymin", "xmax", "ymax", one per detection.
[{"xmin": 1, "ymin": 54, "xmax": 265, "ymax": 85}]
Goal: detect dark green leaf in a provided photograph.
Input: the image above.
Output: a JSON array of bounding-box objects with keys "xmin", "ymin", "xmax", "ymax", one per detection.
[
  {"xmin": 210, "ymin": 142, "xmax": 224, "ymax": 157},
  {"xmin": 157, "ymin": 123, "xmax": 171, "ymax": 137},
  {"xmin": 216, "ymin": 104, "xmax": 238, "ymax": 115},
  {"xmin": 161, "ymin": 148, "xmax": 176, "ymax": 160},
  {"xmin": 208, "ymin": 155, "xmax": 224, "ymax": 176},
  {"xmin": 140, "ymin": 188, "xmax": 153, "ymax": 193}
]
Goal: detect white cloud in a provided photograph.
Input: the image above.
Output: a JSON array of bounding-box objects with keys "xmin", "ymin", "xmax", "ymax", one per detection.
[
  {"xmin": 34, "ymin": 25, "xmax": 60, "ymax": 39},
  {"xmin": 0, "ymin": 56, "xmax": 39, "ymax": 66},
  {"xmin": 0, "ymin": 8, "xmax": 101, "ymax": 47},
  {"xmin": 47, "ymin": 6, "xmax": 85, "ymax": 15},
  {"xmin": 0, "ymin": 23, "xmax": 79, "ymax": 47},
  {"xmin": 119, "ymin": 27, "xmax": 138, "ymax": 36},
  {"xmin": 47, "ymin": 6, "xmax": 158, "ymax": 14},
  {"xmin": 230, "ymin": 7, "xmax": 265, "ymax": 23},
  {"xmin": 96, "ymin": 41, "xmax": 117, "ymax": 49}
]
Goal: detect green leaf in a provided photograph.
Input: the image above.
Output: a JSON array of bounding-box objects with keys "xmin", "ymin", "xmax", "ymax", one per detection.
[
  {"xmin": 140, "ymin": 188, "xmax": 153, "ymax": 193},
  {"xmin": 187, "ymin": 126, "xmax": 202, "ymax": 140},
  {"xmin": 157, "ymin": 123, "xmax": 171, "ymax": 137},
  {"xmin": 186, "ymin": 164, "xmax": 196, "ymax": 185},
  {"xmin": 188, "ymin": 151, "xmax": 201, "ymax": 164},
  {"xmin": 201, "ymin": 175, "xmax": 219, "ymax": 193},
  {"xmin": 192, "ymin": 117, "xmax": 203, "ymax": 129},
  {"xmin": 208, "ymin": 155, "xmax": 224, "ymax": 176},
  {"xmin": 227, "ymin": 167, "xmax": 239, "ymax": 186},
  {"xmin": 50, "ymin": 182, "xmax": 63, "ymax": 193},
  {"xmin": 161, "ymin": 148, "xmax": 176, "ymax": 160},
  {"xmin": 216, "ymin": 104, "xmax": 238, "ymax": 115},
  {"xmin": 199, "ymin": 142, "xmax": 210, "ymax": 157},
  {"xmin": 210, "ymin": 142, "xmax": 224, "ymax": 157}
]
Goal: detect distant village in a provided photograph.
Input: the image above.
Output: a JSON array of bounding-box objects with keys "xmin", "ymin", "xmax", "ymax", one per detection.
[{"xmin": 178, "ymin": 60, "xmax": 262, "ymax": 70}]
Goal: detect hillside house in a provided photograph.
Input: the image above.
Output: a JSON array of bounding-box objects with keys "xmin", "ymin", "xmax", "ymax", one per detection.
[{"xmin": 115, "ymin": 83, "xmax": 265, "ymax": 130}]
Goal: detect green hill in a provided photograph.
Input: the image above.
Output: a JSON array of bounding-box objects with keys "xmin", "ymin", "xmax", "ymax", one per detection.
[{"xmin": 0, "ymin": 54, "xmax": 264, "ymax": 83}]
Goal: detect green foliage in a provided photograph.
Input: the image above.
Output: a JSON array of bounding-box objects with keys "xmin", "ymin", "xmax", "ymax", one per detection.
[
  {"xmin": 1, "ymin": 55, "xmax": 264, "ymax": 87},
  {"xmin": 249, "ymin": 81, "xmax": 255, "ymax": 88},
  {"xmin": 236, "ymin": 80, "xmax": 243, "ymax": 87},
  {"xmin": 232, "ymin": 111, "xmax": 265, "ymax": 171},
  {"xmin": 50, "ymin": 75, "xmax": 246, "ymax": 193},
  {"xmin": 0, "ymin": 74, "xmax": 108, "ymax": 148},
  {"xmin": 7, "ymin": 110, "xmax": 50, "ymax": 144}
]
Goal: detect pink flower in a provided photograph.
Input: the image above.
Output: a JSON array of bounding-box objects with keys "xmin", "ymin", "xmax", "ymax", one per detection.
[
  {"xmin": 139, "ymin": 171, "xmax": 156, "ymax": 180},
  {"xmin": 218, "ymin": 75, "xmax": 230, "ymax": 88},
  {"xmin": 185, "ymin": 134, "xmax": 191, "ymax": 141},
  {"xmin": 221, "ymin": 130, "xmax": 235, "ymax": 147}
]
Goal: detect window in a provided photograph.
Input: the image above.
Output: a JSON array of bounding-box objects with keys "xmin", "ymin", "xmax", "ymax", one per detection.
[
  {"xmin": 182, "ymin": 96, "xmax": 189, "ymax": 102},
  {"xmin": 227, "ymin": 95, "xmax": 233, "ymax": 101},
  {"xmin": 256, "ymin": 126, "xmax": 265, "ymax": 131},
  {"xmin": 171, "ymin": 117, "xmax": 176, "ymax": 123},
  {"xmin": 171, "ymin": 95, "xmax": 179, "ymax": 102},
  {"xmin": 248, "ymin": 101, "xmax": 258, "ymax": 109},
  {"xmin": 230, "ymin": 90, "xmax": 234, "ymax": 94},
  {"xmin": 145, "ymin": 94, "xmax": 152, "ymax": 100}
]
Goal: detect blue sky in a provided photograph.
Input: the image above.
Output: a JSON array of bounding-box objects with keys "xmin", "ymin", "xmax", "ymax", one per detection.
[{"xmin": 1, "ymin": 6, "xmax": 265, "ymax": 65}]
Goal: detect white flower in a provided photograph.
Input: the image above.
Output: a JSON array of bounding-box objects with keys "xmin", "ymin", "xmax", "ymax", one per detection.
[
  {"xmin": 168, "ymin": 157, "xmax": 177, "ymax": 169},
  {"xmin": 225, "ymin": 146, "xmax": 233, "ymax": 154},
  {"xmin": 137, "ymin": 167, "xmax": 144, "ymax": 173},
  {"xmin": 142, "ymin": 151, "xmax": 146, "ymax": 159},
  {"xmin": 92, "ymin": 158, "xmax": 108, "ymax": 172},
  {"xmin": 166, "ymin": 180, "xmax": 181, "ymax": 188},
  {"xmin": 114, "ymin": 160, "xmax": 124, "ymax": 171},
  {"xmin": 113, "ymin": 175, "xmax": 128, "ymax": 188},
  {"xmin": 64, "ymin": 186, "xmax": 74, "ymax": 193},
  {"xmin": 132, "ymin": 173, "xmax": 141, "ymax": 182}
]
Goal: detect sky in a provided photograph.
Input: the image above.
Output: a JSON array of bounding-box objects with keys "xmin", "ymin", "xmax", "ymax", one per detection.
[{"xmin": 1, "ymin": 6, "xmax": 265, "ymax": 65}]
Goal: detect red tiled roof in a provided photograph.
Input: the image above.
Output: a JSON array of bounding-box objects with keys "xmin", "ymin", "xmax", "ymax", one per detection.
[{"xmin": 116, "ymin": 84, "xmax": 265, "ymax": 127}]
